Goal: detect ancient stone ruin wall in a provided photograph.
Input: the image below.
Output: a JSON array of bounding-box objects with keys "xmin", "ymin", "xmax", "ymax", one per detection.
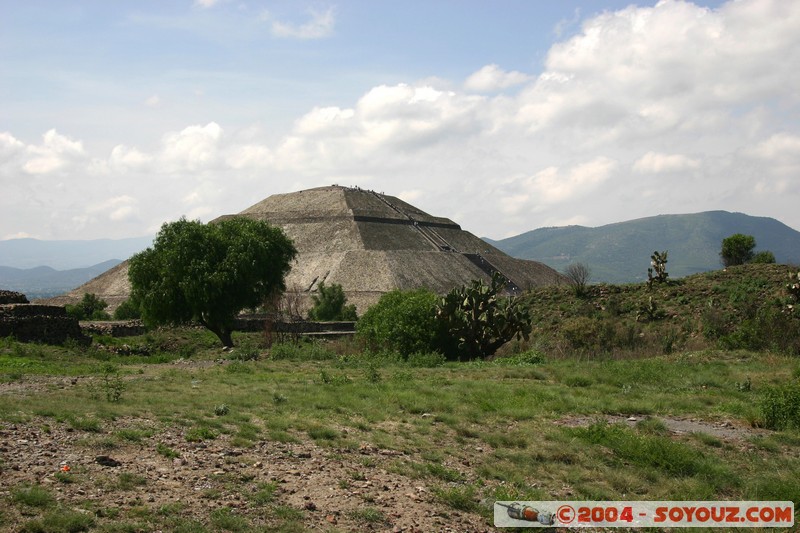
[
  {"xmin": 81, "ymin": 321, "xmax": 146, "ymax": 338},
  {"xmin": 0, "ymin": 290, "xmax": 30, "ymax": 305},
  {"xmin": 0, "ymin": 301, "xmax": 88, "ymax": 345}
]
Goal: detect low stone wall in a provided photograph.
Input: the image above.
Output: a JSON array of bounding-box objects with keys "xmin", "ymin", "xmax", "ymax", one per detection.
[
  {"xmin": 0, "ymin": 304, "xmax": 88, "ymax": 345},
  {"xmin": 81, "ymin": 321, "xmax": 147, "ymax": 338},
  {"xmin": 234, "ymin": 315, "xmax": 356, "ymax": 334},
  {"xmin": 0, "ymin": 290, "xmax": 29, "ymax": 304}
]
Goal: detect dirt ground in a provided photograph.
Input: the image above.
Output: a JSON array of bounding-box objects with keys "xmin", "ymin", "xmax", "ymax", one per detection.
[
  {"xmin": 0, "ymin": 376, "xmax": 771, "ymax": 532},
  {"xmin": 0, "ymin": 376, "xmax": 492, "ymax": 532}
]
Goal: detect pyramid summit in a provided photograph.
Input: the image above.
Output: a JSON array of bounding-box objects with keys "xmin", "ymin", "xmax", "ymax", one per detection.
[{"xmin": 43, "ymin": 186, "xmax": 564, "ymax": 313}]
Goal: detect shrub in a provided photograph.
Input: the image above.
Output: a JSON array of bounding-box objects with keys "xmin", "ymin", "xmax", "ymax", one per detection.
[
  {"xmin": 720, "ymin": 234, "xmax": 756, "ymax": 267},
  {"xmin": 560, "ymin": 316, "xmax": 644, "ymax": 355},
  {"xmin": 357, "ymin": 289, "xmax": 445, "ymax": 356},
  {"xmin": 307, "ymin": 282, "xmax": 357, "ymax": 321},
  {"xmin": 65, "ymin": 293, "xmax": 111, "ymax": 321},
  {"xmin": 564, "ymin": 263, "xmax": 591, "ymax": 296},
  {"xmin": 751, "ymin": 251, "xmax": 776, "ymax": 264},
  {"xmin": 113, "ymin": 299, "xmax": 141, "ymax": 320},
  {"xmin": 717, "ymin": 306, "xmax": 800, "ymax": 355},
  {"xmin": 12, "ymin": 485, "xmax": 55, "ymax": 508}
]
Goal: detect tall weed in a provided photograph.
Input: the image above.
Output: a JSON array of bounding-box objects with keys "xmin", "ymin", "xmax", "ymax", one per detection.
[{"xmin": 760, "ymin": 381, "xmax": 800, "ymax": 430}]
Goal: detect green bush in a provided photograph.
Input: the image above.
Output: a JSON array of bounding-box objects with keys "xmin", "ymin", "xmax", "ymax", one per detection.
[
  {"xmin": 751, "ymin": 251, "xmax": 776, "ymax": 264},
  {"xmin": 113, "ymin": 299, "xmax": 141, "ymax": 320},
  {"xmin": 761, "ymin": 381, "xmax": 800, "ymax": 430},
  {"xmin": 307, "ymin": 282, "xmax": 357, "ymax": 321},
  {"xmin": 561, "ymin": 317, "xmax": 642, "ymax": 354},
  {"xmin": 357, "ymin": 289, "xmax": 446, "ymax": 356},
  {"xmin": 720, "ymin": 234, "xmax": 756, "ymax": 267},
  {"xmin": 65, "ymin": 293, "xmax": 111, "ymax": 321},
  {"xmin": 717, "ymin": 306, "xmax": 800, "ymax": 355}
]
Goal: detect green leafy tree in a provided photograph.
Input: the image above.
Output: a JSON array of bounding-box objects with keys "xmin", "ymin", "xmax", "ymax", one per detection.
[
  {"xmin": 113, "ymin": 299, "xmax": 141, "ymax": 320},
  {"xmin": 357, "ymin": 289, "xmax": 447, "ymax": 356},
  {"xmin": 65, "ymin": 293, "xmax": 111, "ymax": 321},
  {"xmin": 436, "ymin": 273, "xmax": 532, "ymax": 361},
  {"xmin": 720, "ymin": 234, "xmax": 756, "ymax": 267},
  {"xmin": 308, "ymin": 282, "xmax": 357, "ymax": 321},
  {"xmin": 128, "ymin": 217, "xmax": 296, "ymax": 347}
]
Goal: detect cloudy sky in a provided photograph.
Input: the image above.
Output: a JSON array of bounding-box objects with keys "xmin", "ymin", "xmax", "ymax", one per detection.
[{"xmin": 1, "ymin": 0, "xmax": 799, "ymax": 242}]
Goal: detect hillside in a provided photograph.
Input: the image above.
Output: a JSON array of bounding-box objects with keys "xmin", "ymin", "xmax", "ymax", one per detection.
[
  {"xmin": 518, "ymin": 262, "xmax": 800, "ymax": 359},
  {"xmin": 485, "ymin": 211, "xmax": 800, "ymax": 283}
]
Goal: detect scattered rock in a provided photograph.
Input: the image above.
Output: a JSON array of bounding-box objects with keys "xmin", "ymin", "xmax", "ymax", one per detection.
[{"xmin": 95, "ymin": 456, "xmax": 122, "ymax": 467}]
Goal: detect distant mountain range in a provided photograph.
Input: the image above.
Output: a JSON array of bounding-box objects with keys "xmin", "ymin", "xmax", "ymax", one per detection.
[
  {"xmin": 485, "ymin": 211, "xmax": 800, "ymax": 284},
  {"xmin": 0, "ymin": 235, "xmax": 152, "ymax": 300},
  {"xmin": 0, "ymin": 236, "xmax": 153, "ymax": 270},
  {"xmin": 2, "ymin": 212, "xmax": 798, "ymax": 297},
  {"xmin": 0, "ymin": 260, "xmax": 123, "ymax": 300}
]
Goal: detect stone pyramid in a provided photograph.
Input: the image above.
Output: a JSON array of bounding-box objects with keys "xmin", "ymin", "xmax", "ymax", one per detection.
[{"xmin": 44, "ymin": 186, "xmax": 564, "ymax": 313}]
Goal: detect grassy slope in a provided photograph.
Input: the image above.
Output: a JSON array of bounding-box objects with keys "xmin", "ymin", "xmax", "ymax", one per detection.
[{"xmin": 520, "ymin": 263, "xmax": 800, "ymax": 359}]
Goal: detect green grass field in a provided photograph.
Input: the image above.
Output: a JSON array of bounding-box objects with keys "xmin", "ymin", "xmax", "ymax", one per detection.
[{"xmin": 1, "ymin": 326, "xmax": 799, "ymax": 531}]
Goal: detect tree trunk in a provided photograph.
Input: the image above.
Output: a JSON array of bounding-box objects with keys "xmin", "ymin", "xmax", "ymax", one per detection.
[
  {"xmin": 198, "ymin": 316, "xmax": 235, "ymax": 348},
  {"xmin": 218, "ymin": 328, "xmax": 234, "ymax": 349}
]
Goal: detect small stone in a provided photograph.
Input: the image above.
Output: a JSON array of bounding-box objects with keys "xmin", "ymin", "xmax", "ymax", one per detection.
[
  {"xmin": 304, "ymin": 501, "xmax": 317, "ymax": 511},
  {"xmin": 326, "ymin": 514, "xmax": 337, "ymax": 524},
  {"xmin": 95, "ymin": 456, "xmax": 122, "ymax": 467}
]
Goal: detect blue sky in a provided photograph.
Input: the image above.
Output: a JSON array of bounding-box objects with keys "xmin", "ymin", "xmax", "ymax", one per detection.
[{"xmin": 1, "ymin": 0, "xmax": 798, "ymax": 242}]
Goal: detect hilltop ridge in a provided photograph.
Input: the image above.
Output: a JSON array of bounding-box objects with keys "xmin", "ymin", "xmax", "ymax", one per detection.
[{"xmin": 486, "ymin": 211, "xmax": 800, "ymax": 283}]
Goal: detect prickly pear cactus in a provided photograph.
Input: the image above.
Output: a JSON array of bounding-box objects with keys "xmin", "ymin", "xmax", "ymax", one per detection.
[{"xmin": 436, "ymin": 273, "xmax": 531, "ymax": 360}]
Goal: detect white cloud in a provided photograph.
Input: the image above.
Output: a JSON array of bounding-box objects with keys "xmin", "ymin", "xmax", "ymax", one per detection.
[
  {"xmin": 2, "ymin": 231, "xmax": 37, "ymax": 240},
  {"xmin": 87, "ymin": 195, "xmax": 139, "ymax": 222},
  {"xmin": 110, "ymin": 145, "xmax": 152, "ymax": 170},
  {"xmin": 747, "ymin": 133, "xmax": 800, "ymax": 161},
  {"xmin": 225, "ymin": 144, "xmax": 274, "ymax": 169},
  {"xmin": 193, "ymin": 0, "xmax": 223, "ymax": 8},
  {"xmin": 528, "ymin": 157, "xmax": 618, "ymax": 204},
  {"xmin": 633, "ymin": 152, "xmax": 700, "ymax": 174},
  {"xmin": 160, "ymin": 122, "xmax": 223, "ymax": 172},
  {"xmin": 144, "ymin": 94, "xmax": 161, "ymax": 107},
  {"xmin": 3, "ymin": 0, "xmax": 800, "ymax": 241},
  {"xmin": 464, "ymin": 64, "xmax": 532, "ymax": 93},
  {"xmin": 294, "ymin": 106, "xmax": 355, "ymax": 135},
  {"xmin": 269, "ymin": 7, "xmax": 335, "ymax": 40},
  {"xmin": 23, "ymin": 129, "xmax": 85, "ymax": 175},
  {"xmin": 0, "ymin": 131, "xmax": 25, "ymax": 157}
]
